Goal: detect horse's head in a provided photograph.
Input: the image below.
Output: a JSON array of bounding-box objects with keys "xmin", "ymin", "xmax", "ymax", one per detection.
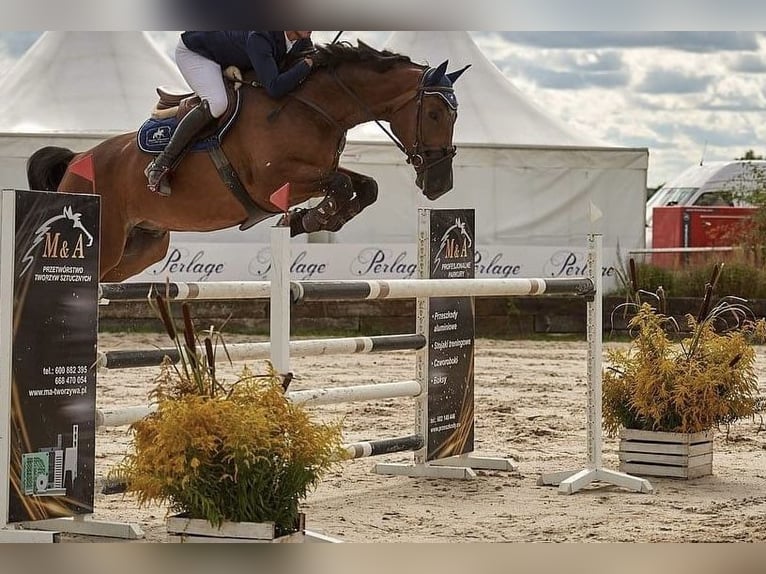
[
  {"xmin": 306, "ymin": 42, "xmax": 470, "ymax": 201},
  {"xmin": 390, "ymin": 60, "xmax": 470, "ymax": 200}
]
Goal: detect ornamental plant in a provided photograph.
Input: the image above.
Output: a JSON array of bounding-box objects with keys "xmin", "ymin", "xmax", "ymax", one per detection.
[
  {"xmin": 603, "ymin": 260, "xmax": 766, "ymax": 436},
  {"xmin": 113, "ymin": 295, "xmax": 344, "ymax": 535}
]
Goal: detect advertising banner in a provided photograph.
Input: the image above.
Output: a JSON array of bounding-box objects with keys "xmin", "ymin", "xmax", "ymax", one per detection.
[
  {"xmin": 130, "ymin": 239, "xmax": 622, "ymax": 290},
  {"xmin": 424, "ymin": 209, "xmax": 475, "ymax": 460},
  {"xmin": 0, "ymin": 190, "xmax": 99, "ymax": 524}
]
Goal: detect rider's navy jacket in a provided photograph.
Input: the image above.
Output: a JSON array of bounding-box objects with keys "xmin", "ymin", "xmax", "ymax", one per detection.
[{"xmin": 180, "ymin": 31, "xmax": 313, "ymax": 98}]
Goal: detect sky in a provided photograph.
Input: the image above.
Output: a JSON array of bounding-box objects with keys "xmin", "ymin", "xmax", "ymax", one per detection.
[{"xmin": 1, "ymin": 30, "xmax": 765, "ymax": 189}]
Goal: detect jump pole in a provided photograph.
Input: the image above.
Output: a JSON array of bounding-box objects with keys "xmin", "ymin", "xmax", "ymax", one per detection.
[{"xmin": 96, "ymin": 334, "xmax": 426, "ymax": 370}]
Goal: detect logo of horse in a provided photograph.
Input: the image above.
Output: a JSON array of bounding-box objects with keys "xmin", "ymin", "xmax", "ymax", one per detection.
[
  {"xmin": 20, "ymin": 206, "xmax": 95, "ymax": 277},
  {"xmin": 150, "ymin": 126, "xmax": 171, "ymax": 142}
]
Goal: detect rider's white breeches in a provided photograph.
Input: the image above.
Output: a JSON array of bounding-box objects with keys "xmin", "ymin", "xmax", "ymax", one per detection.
[{"xmin": 175, "ymin": 38, "xmax": 228, "ymax": 118}]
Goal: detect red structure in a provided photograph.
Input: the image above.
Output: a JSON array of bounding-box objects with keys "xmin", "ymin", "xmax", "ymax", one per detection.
[{"xmin": 651, "ymin": 206, "xmax": 757, "ymax": 267}]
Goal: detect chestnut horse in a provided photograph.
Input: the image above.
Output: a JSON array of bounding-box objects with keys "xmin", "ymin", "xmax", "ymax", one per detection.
[{"xmin": 26, "ymin": 41, "xmax": 468, "ymax": 282}]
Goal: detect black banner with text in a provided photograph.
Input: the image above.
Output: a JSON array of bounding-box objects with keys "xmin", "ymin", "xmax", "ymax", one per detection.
[
  {"xmin": 427, "ymin": 209, "xmax": 475, "ymax": 460},
  {"xmin": 8, "ymin": 190, "xmax": 99, "ymax": 523}
]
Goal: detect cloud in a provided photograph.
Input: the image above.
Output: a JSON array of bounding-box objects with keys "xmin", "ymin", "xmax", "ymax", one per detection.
[
  {"xmin": 677, "ymin": 123, "xmax": 759, "ymax": 148},
  {"xmin": 494, "ymin": 46, "xmax": 630, "ymax": 90},
  {"xmin": 499, "ymin": 32, "xmax": 761, "ymax": 53},
  {"xmin": 521, "ymin": 66, "xmax": 629, "ymax": 90},
  {"xmin": 698, "ymin": 100, "xmax": 766, "ymax": 112},
  {"xmin": 730, "ymin": 54, "xmax": 766, "ymax": 74},
  {"xmin": 637, "ymin": 68, "xmax": 714, "ymax": 94}
]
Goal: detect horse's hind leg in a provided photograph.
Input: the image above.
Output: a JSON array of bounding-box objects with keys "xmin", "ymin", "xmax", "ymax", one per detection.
[
  {"xmin": 290, "ymin": 170, "xmax": 377, "ymax": 237},
  {"xmin": 102, "ymin": 228, "xmax": 170, "ymax": 282}
]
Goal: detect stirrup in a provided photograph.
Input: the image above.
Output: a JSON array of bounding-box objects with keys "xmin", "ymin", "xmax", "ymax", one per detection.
[{"xmin": 145, "ymin": 162, "xmax": 172, "ymax": 197}]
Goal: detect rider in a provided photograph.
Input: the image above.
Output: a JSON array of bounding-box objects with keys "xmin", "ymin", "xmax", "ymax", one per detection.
[{"xmin": 146, "ymin": 31, "xmax": 314, "ymax": 196}]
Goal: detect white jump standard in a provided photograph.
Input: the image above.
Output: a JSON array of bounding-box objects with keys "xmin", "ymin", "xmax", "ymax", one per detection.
[{"xmin": 537, "ymin": 234, "xmax": 653, "ymax": 494}]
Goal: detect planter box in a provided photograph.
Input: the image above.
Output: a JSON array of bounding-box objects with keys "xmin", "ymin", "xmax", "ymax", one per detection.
[
  {"xmin": 618, "ymin": 429, "xmax": 714, "ymax": 479},
  {"xmin": 167, "ymin": 513, "xmax": 305, "ymax": 543}
]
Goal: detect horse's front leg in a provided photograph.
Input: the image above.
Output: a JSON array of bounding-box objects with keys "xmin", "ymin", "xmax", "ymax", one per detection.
[
  {"xmin": 335, "ymin": 167, "xmax": 378, "ymax": 221},
  {"xmin": 290, "ymin": 171, "xmax": 352, "ymax": 237},
  {"xmin": 289, "ymin": 170, "xmax": 378, "ymax": 237}
]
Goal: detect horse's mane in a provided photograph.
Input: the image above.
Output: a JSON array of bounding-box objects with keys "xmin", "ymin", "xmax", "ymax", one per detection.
[{"xmin": 311, "ymin": 40, "xmax": 414, "ymax": 72}]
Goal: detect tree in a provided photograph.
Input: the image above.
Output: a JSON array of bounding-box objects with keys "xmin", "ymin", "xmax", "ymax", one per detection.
[{"xmin": 737, "ymin": 150, "xmax": 764, "ymax": 160}]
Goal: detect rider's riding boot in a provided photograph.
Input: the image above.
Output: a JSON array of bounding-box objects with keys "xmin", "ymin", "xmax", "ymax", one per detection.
[{"xmin": 145, "ymin": 100, "xmax": 215, "ymax": 197}]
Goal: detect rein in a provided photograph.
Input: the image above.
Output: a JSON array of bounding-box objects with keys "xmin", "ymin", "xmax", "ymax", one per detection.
[{"xmin": 329, "ymin": 68, "xmax": 411, "ymax": 156}]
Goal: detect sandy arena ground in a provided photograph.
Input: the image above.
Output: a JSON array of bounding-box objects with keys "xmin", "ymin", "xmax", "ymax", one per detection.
[{"xmin": 71, "ymin": 333, "xmax": 766, "ymax": 543}]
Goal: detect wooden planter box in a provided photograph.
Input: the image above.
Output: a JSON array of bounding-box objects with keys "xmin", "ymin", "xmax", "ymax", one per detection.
[
  {"xmin": 618, "ymin": 429, "xmax": 714, "ymax": 479},
  {"xmin": 167, "ymin": 513, "xmax": 305, "ymax": 543}
]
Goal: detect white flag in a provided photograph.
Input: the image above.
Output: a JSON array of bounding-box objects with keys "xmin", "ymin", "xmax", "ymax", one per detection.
[{"xmin": 588, "ymin": 201, "xmax": 603, "ymax": 223}]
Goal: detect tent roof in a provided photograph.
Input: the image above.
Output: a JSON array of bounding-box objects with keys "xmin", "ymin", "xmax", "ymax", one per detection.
[
  {"xmin": 347, "ymin": 31, "xmax": 602, "ymax": 147},
  {"xmin": 0, "ymin": 32, "xmax": 187, "ymax": 133}
]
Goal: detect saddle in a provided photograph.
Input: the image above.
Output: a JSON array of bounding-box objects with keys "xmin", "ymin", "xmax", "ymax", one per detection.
[
  {"xmin": 137, "ymin": 67, "xmax": 244, "ymax": 154},
  {"xmin": 151, "ymin": 66, "xmax": 244, "ymax": 122}
]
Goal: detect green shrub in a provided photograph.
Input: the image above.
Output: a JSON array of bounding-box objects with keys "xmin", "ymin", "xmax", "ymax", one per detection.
[
  {"xmin": 113, "ymin": 296, "xmax": 345, "ymax": 535},
  {"xmin": 621, "ymin": 261, "xmax": 766, "ymax": 299},
  {"xmin": 603, "ymin": 303, "xmax": 764, "ymax": 435},
  {"xmin": 604, "ymin": 261, "xmax": 766, "ymax": 435}
]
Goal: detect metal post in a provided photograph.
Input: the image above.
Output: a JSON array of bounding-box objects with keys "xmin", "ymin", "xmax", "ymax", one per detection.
[
  {"xmin": 270, "ymin": 221, "xmax": 291, "ymax": 376},
  {"xmin": 587, "ymin": 233, "xmax": 603, "ymax": 469},
  {"xmin": 0, "ymin": 191, "xmax": 14, "ymax": 532}
]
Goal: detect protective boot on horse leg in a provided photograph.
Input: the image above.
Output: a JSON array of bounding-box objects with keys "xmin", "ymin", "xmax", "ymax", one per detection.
[
  {"xmin": 337, "ymin": 171, "xmax": 378, "ymax": 222},
  {"xmin": 297, "ymin": 172, "xmax": 378, "ymax": 235},
  {"xmin": 145, "ymin": 100, "xmax": 216, "ymax": 196},
  {"xmin": 290, "ymin": 172, "xmax": 354, "ymax": 237}
]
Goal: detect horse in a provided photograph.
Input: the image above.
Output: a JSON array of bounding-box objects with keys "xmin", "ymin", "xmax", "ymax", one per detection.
[{"xmin": 26, "ymin": 40, "xmax": 469, "ymax": 282}]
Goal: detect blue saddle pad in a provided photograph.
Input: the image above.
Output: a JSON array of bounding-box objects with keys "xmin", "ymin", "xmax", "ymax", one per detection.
[
  {"xmin": 137, "ymin": 118, "xmax": 221, "ymax": 154},
  {"xmin": 136, "ymin": 92, "xmax": 241, "ymax": 155}
]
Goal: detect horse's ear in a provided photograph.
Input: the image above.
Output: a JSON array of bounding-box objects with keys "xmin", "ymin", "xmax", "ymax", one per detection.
[
  {"xmin": 446, "ymin": 64, "xmax": 471, "ymax": 84},
  {"xmin": 426, "ymin": 60, "xmax": 449, "ymax": 85}
]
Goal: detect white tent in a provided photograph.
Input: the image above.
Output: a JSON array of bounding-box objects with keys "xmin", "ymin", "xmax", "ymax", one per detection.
[
  {"xmin": 335, "ymin": 31, "xmax": 649, "ymax": 249},
  {"xmin": 128, "ymin": 31, "xmax": 648, "ymax": 284},
  {"xmin": 0, "ymin": 32, "xmax": 649, "ymax": 284},
  {"xmin": 0, "ymin": 31, "xmax": 186, "ymax": 189}
]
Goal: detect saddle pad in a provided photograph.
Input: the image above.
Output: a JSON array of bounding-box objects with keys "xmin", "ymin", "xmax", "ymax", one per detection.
[
  {"xmin": 137, "ymin": 119, "xmax": 218, "ymax": 154},
  {"xmin": 136, "ymin": 91, "xmax": 241, "ymax": 155}
]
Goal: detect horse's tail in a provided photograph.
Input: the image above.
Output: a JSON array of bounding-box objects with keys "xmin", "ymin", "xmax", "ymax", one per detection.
[{"xmin": 27, "ymin": 146, "xmax": 76, "ymax": 191}]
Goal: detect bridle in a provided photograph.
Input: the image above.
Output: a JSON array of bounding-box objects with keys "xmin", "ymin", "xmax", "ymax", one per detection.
[
  {"xmin": 329, "ymin": 67, "xmax": 458, "ymax": 173},
  {"xmin": 279, "ymin": 65, "xmax": 457, "ymax": 174}
]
